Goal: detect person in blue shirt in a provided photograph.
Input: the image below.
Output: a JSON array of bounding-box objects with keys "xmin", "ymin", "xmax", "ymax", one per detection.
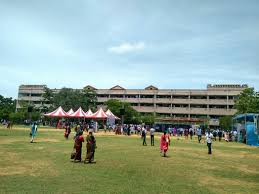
[
  {"xmin": 196, "ymin": 127, "xmax": 202, "ymax": 143},
  {"xmin": 30, "ymin": 122, "xmax": 38, "ymax": 143}
]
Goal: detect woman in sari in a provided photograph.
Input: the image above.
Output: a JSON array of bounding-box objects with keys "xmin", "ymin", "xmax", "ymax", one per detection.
[
  {"xmin": 85, "ymin": 131, "xmax": 96, "ymax": 163},
  {"xmin": 73, "ymin": 130, "xmax": 84, "ymax": 162},
  {"xmin": 160, "ymin": 131, "xmax": 170, "ymax": 157}
]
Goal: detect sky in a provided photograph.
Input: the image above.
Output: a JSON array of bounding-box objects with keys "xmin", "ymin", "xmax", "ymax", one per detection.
[{"xmin": 0, "ymin": 0, "xmax": 258, "ymax": 98}]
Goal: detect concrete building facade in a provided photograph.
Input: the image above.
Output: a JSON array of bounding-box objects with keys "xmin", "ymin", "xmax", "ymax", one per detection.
[{"xmin": 17, "ymin": 84, "xmax": 247, "ymax": 125}]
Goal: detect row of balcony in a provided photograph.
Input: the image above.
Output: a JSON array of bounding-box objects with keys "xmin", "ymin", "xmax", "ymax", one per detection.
[
  {"xmin": 132, "ymin": 106, "xmax": 236, "ymax": 116},
  {"xmin": 97, "ymin": 97, "xmax": 234, "ymax": 105}
]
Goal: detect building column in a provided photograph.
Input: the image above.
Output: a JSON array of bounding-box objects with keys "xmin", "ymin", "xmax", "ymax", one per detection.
[
  {"xmin": 227, "ymin": 94, "xmax": 229, "ymax": 111},
  {"xmin": 188, "ymin": 92, "xmax": 191, "ymax": 119},
  {"xmin": 207, "ymin": 95, "xmax": 209, "ymax": 119},
  {"xmin": 170, "ymin": 90, "xmax": 173, "ymax": 117}
]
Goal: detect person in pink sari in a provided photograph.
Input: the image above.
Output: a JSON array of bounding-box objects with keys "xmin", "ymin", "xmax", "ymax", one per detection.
[{"xmin": 160, "ymin": 131, "xmax": 170, "ymax": 157}]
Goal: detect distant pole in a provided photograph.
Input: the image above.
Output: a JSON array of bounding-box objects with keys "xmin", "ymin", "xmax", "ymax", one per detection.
[{"xmin": 120, "ymin": 105, "xmax": 125, "ymax": 126}]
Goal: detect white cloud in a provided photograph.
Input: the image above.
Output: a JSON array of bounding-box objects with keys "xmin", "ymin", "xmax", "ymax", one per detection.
[{"xmin": 108, "ymin": 42, "xmax": 145, "ymax": 54}]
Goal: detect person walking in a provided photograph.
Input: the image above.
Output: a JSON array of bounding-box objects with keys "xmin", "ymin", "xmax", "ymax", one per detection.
[
  {"xmin": 73, "ymin": 131, "xmax": 84, "ymax": 162},
  {"xmin": 141, "ymin": 126, "xmax": 147, "ymax": 146},
  {"xmin": 30, "ymin": 122, "xmax": 38, "ymax": 143},
  {"xmin": 150, "ymin": 127, "xmax": 155, "ymax": 146},
  {"xmin": 160, "ymin": 131, "xmax": 170, "ymax": 157},
  {"xmin": 189, "ymin": 127, "xmax": 193, "ymax": 140},
  {"xmin": 205, "ymin": 130, "xmax": 213, "ymax": 154},
  {"xmin": 218, "ymin": 129, "xmax": 222, "ymax": 142},
  {"xmin": 85, "ymin": 130, "xmax": 96, "ymax": 163},
  {"xmin": 197, "ymin": 127, "xmax": 202, "ymax": 143}
]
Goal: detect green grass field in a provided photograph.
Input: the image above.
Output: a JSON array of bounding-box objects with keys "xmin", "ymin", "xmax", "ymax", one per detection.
[{"xmin": 0, "ymin": 126, "xmax": 258, "ymax": 194}]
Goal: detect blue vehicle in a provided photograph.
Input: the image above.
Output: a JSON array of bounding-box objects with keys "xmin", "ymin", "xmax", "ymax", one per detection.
[{"xmin": 233, "ymin": 113, "xmax": 259, "ymax": 146}]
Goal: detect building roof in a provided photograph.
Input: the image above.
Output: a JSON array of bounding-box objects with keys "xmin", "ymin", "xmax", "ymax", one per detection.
[
  {"xmin": 110, "ymin": 85, "xmax": 125, "ymax": 90},
  {"xmin": 145, "ymin": 85, "xmax": 158, "ymax": 90}
]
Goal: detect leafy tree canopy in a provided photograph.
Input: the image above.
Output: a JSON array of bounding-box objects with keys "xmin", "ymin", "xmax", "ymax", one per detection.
[
  {"xmin": 105, "ymin": 99, "xmax": 140, "ymax": 124},
  {"xmin": 219, "ymin": 116, "xmax": 232, "ymax": 131},
  {"xmin": 42, "ymin": 87, "xmax": 97, "ymax": 112},
  {"xmin": 0, "ymin": 95, "xmax": 16, "ymax": 120},
  {"xmin": 234, "ymin": 88, "xmax": 259, "ymax": 114}
]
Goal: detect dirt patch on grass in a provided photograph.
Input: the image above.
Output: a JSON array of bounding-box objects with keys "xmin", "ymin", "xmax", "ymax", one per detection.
[
  {"xmin": 235, "ymin": 164, "xmax": 259, "ymax": 174},
  {"xmin": 0, "ymin": 139, "xmax": 20, "ymax": 144},
  {"xmin": 199, "ymin": 175, "xmax": 258, "ymax": 193},
  {"xmin": 0, "ymin": 151, "xmax": 58, "ymax": 177},
  {"xmin": 36, "ymin": 138, "xmax": 60, "ymax": 143}
]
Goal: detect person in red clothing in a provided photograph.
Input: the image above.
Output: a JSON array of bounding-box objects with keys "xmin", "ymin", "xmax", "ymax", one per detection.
[
  {"xmin": 73, "ymin": 131, "xmax": 84, "ymax": 162},
  {"xmin": 160, "ymin": 131, "xmax": 170, "ymax": 157}
]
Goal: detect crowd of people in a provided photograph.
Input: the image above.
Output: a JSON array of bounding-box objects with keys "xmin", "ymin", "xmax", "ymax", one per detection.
[{"xmin": 24, "ymin": 119, "xmax": 244, "ymax": 163}]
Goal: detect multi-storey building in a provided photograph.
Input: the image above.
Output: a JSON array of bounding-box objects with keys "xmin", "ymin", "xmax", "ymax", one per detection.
[{"xmin": 17, "ymin": 84, "xmax": 247, "ymax": 126}]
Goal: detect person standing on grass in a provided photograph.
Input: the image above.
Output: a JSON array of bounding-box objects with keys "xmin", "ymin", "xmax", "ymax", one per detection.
[
  {"xmin": 205, "ymin": 130, "xmax": 213, "ymax": 154},
  {"xmin": 150, "ymin": 126, "xmax": 155, "ymax": 146},
  {"xmin": 160, "ymin": 131, "xmax": 170, "ymax": 157},
  {"xmin": 64, "ymin": 123, "xmax": 71, "ymax": 139},
  {"xmin": 218, "ymin": 129, "xmax": 222, "ymax": 142},
  {"xmin": 141, "ymin": 126, "xmax": 147, "ymax": 146},
  {"xmin": 189, "ymin": 127, "xmax": 193, "ymax": 140},
  {"xmin": 197, "ymin": 127, "xmax": 202, "ymax": 143},
  {"xmin": 30, "ymin": 122, "xmax": 38, "ymax": 143},
  {"xmin": 177, "ymin": 128, "xmax": 181, "ymax": 140},
  {"xmin": 73, "ymin": 130, "xmax": 84, "ymax": 162},
  {"xmin": 85, "ymin": 130, "xmax": 96, "ymax": 163},
  {"xmin": 184, "ymin": 128, "xmax": 189, "ymax": 140}
]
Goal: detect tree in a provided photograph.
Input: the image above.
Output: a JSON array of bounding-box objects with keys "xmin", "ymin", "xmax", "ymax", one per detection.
[
  {"xmin": 219, "ymin": 116, "xmax": 232, "ymax": 131},
  {"xmin": 140, "ymin": 114, "xmax": 155, "ymax": 125},
  {"xmin": 46, "ymin": 87, "xmax": 97, "ymax": 112},
  {"xmin": 234, "ymin": 88, "xmax": 259, "ymax": 114},
  {"xmin": 42, "ymin": 86, "xmax": 54, "ymax": 105},
  {"xmin": 82, "ymin": 87, "xmax": 97, "ymax": 111},
  {"xmin": 0, "ymin": 95, "xmax": 16, "ymax": 120},
  {"xmin": 105, "ymin": 99, "xmax": 140, "ymax": 124}
]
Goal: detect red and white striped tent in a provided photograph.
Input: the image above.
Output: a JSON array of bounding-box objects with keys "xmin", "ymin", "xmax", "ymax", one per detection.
[
  {"xmin": 69, "ymin": 107, "xmax": 86, "ymax": 118},
  {"xmin": 106, "ymin": 109, "xmax": 120, "ymax": 120},
  {"xmin": 84, "ymin": 109, "xmax": 93, "ymax": 118},
  {"xmin": 66, "ymin": 108, "xmax": 74, "ymax": 116},
  {"xmin": 44, "ymin": 106, "xmax": 69, "ymax": 117},
  {"xmin": 91, "ymin": 107, "xmax": 108, "ymax": 119}
]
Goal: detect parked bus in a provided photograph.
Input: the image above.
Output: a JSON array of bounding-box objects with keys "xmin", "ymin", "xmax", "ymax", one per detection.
[{"xmin": 233, "ymin": 113, "xmax": 259, "ymax": 146}]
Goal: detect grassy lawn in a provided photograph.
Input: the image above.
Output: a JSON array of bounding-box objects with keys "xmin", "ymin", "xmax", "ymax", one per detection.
[{"xmin": 0, "ymin": 126, "xmax": 259, "ymax": 194}]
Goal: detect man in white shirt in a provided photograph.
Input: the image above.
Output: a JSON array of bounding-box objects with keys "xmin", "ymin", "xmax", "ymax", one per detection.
[
  {"xmin": 141, "ymin": 126, "xmax": 147, "ymax": 146},
  {"xmin": 206, "ymin": 130, "xmax": 214, "ymax": 154},
  {"xmin": 150, "ymin": 127, "xmax": 155, "ymax": 146}
]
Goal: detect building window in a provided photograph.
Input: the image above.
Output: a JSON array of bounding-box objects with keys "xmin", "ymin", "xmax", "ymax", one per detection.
[
  {"xmin": 18, "ymin": 93, "xmax": 30, "ymax": 97},
  {"xmin": 110, "ymin": 95, "xmax": 124, "ymax": 98},
  {"xmin": 156, "ymin": 103, "xmax": 171, "ymax": 107},
  {"xmin": 140, "ymin": 95, "xmax": 154, "ymax": 98},
  {"xmin": 190, "ymin": 104, "xmax": 207, "ymax": 108},
  {"xmin": 97, "ymin": 94, "xmax": 109, "ymax": 98},
  {"xmin": 125, "ymin": 95, "xmax": 138, "ymax": 98},
  {"xmin": 156, "ymin": 95, "xmax": 171, "ymax": 99},
  {"xmin": 172, "ymin": 95, "xmax": 189, "ymax": 99},
  {"xmin": 190, "ymin": 95, "xmax": 207, "ymax": 99},
  {"xmin": 209, "ymin": 105, "xmax": 227, "ymax": 109},
  {"xmin": 157, "ymin": 113, "xmax": 171, "ymax": 117},
  {"xmin": 140, "ymin": 103, "xmax": 154, "ymax": 107},
  {"xmin": 209, "ymin": 96, "xmax": 227, "ymax": 100},
  {"xmin": 173, "ymin": 104, "xmax": 188, "ymax": 108},
  {"xmin": 31, "ymin": 93, "xmax": 42, "ymax": 97}
]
